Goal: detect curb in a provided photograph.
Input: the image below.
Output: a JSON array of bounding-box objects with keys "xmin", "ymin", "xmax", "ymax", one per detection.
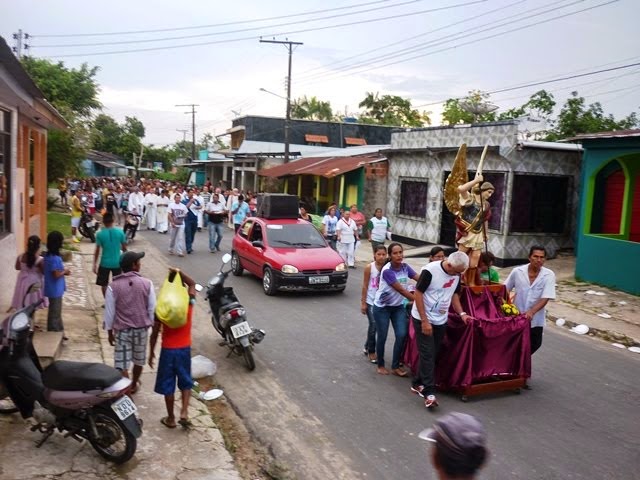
[{"xmin": 546, "ymin": 311, "xmax": 640, "ymax": 348}]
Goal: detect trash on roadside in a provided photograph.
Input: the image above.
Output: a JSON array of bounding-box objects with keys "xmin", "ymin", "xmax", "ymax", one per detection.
[
  {"xmin": 200, "ymin": 388, "xmax": 224, "ymax": 401},
  {"xmin": 585, "ymin": 290, "xmax": 606, "ymax": 296},
  {"xmin": 611, "ymin": 343, "xmax": 625, "ymax": 349},
  {"xmin": 571, "ymin": 324, "xmax": 589, "ymax": 335},
  {"xmin": 597, "ymin": 313, "xmax": 612, "ymax": 319},
  {"xmin": 618, "ymin": 301, "xmax": 627, "ymax": 305},
  {"xmin": 555, "ymin": 318, "xmax": 566, "ymax": 327},
  {"xmin": 628, "ymin": 346, "xmax": 640, "ymax": 354},
  {"xmin": 191, "ymin": 355, "xmax": 217, "ymax": 379}
]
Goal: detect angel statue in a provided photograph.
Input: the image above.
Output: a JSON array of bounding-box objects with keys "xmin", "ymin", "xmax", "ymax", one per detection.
[{"xmin": 444, "ymin": 143, "xmax": 495, "ymax": 286}]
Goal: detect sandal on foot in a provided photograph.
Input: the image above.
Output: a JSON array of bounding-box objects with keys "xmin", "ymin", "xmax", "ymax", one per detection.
[
  {"xmin": 161, "ymin": 416, "xmax": 177, "ymax": 428},
  {"xmin": 368, "ymin": 353, "xmax": 378, "ymax": 364},
  {"xmin": 392, "ymin": 368, "xmax": 408, "ymax": 377},
  {"xmin": 178, "ymin": 418, "xmax": 193, "ymax": 429},
  {"xmin": 130, "ymin": 380, "xmax": 142, "ymax": 394},
  {"xmin": 377, "ymin": 366, "xmax": 390, "ymax": 375}
]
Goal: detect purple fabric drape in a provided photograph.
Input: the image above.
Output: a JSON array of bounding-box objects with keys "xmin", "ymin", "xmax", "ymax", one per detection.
[{"xmin": 402, "ymin": 286, "xmax": 531, "ymax": 387}]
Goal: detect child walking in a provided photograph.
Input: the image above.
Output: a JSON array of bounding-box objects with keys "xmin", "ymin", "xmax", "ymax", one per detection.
[
  {"xmin": 149, "ymin": 267, "xmax": 196, "ymax": 429},
  {"xmin": 43, "ymin": 231, "xmax": 70, "ymax": 339},
  {"xmin": 10, "ymin": 235, "xmax": 48, "ymax": 312},
  {"xmin": 360, "ymin": 245, "xmax": 388, "ymax": 363}
]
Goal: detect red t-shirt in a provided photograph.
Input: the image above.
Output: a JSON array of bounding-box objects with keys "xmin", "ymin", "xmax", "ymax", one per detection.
[{"xmin": 161, "ymin": 304, "xmax": 192, "ymax": 349}]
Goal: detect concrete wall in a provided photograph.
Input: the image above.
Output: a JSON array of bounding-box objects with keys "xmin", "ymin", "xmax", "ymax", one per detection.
[
  {"xmin": 362, "ymin": 162, "xmax": 388, "ymax": 220},
  {"xmin": 385, "ymin": 123, "xmax": 581, "ymax": 262}
]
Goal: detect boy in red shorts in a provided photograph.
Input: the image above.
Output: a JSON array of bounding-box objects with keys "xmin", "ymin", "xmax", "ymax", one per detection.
[{"xmin": 149, "ymin": 267, "xmax": 196, "ymax": 429}]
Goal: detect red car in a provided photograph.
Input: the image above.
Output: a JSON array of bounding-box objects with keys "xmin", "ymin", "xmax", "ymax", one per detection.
[{"xmin": 231, "ymin": 217, "xmax": 348, "ymax": 295}]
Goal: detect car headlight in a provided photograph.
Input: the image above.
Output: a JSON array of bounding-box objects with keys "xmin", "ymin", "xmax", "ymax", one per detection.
[
  {"xmin": 335, "ymin": 263, "xmax": 346, "ymax": 272},
  {"xmin": 281, "ymin": 264, "xmax": 299, "ymax": 274}
]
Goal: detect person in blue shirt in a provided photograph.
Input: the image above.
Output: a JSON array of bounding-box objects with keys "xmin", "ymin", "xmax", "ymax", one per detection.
[
  {"xmin": 231, "ymin": 194, "xmax": 251, "ymax": 232},
  {"xmin": 43, "ymin": 231, "xmax": 71, "ymax": 339},
  {"xmin": 181, "ymin": 189, "xmax": 201, "ymax": 254}
]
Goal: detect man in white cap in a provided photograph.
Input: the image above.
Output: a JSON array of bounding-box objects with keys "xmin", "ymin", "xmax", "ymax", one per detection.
[{"xmin": 419, "ymin": 412, "xmax": 489, "ymax": 479}]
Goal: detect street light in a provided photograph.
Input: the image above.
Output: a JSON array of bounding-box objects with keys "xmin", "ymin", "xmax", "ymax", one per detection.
[{"xmin": 259, "ymin": 87, "xmax": 286, "ymax": 100}]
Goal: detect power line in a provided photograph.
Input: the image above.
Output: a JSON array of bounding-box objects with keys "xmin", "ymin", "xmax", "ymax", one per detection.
[
  {"xmin": 415, "ymin": 61, "xmax": 640, "ymax": 108},
  {"xmin": 30, "ymin": 0, "xmax": 402, "ymax": 38},
  {"xmin": 40, "ymin": 0, "xmax": 486, "ymax": 58},
  {"xmin": 299, "ymin": 0, "xmax": 614, "ymax": 86},
  {"xmin": 297, "ymin": 0, "xmax": 528, "ymax": 78},
  {"xmin": 32, "ymin": 0, "xmax": 429, "ymax": 48}
]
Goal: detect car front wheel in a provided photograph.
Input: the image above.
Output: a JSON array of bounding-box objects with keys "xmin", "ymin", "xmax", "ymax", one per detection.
[
  {"xmin": 262, "ymin": 267, "xmax": 278, "ymax": 296},
  {"xmin": 231, "ymin": 251, "xmax": 243, "ymax": 276}
]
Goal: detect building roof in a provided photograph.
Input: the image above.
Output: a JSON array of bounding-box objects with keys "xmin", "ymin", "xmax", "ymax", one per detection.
[
  {"xmin": 0, "ymin": 36, "xmax": 68, "ymax": 128},
  {"xmin": 257, "ymin": 152, "xmax": 386, "ymax": 178},
  {"xmin": 564, "ymin": 129, "xmax": 640, "ymax": 141},
  {"xmin": 234, "ymin": 140, "xmax": 338, "ymax": 157}
]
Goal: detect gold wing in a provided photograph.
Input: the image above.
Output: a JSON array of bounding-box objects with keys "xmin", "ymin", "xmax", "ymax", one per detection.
[{"xmin": 444, "ymin": 143, "xmax": 469, "ymax": 216}]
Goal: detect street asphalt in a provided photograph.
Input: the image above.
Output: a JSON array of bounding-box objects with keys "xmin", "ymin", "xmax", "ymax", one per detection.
[{"xmin": 137, "ymin": 226, "xmax": 640, "ymax": 480}]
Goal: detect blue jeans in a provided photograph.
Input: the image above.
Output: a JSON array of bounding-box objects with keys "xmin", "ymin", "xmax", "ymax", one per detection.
[
  {"xmin": 373, "ymin": 304, "xmax": 408, "ymax": 369},
  {"xmin": 208, "ymin": 222, "xmax": 224, "ymax": 251},
  {"xmin": 364, "ymin": 304, "xmax": 377, "ymax": 354},
  {"xmin": 185, "ymin": 216, "xmax": 197, "ymax": 252}
]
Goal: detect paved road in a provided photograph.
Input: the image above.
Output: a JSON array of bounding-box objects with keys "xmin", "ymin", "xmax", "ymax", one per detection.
[{"xmin": 140, "ymin": 229, "xmax": 640, "ymax": 480}]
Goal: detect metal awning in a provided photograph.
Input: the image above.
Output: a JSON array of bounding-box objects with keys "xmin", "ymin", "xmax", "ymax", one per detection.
[
  {"xmin": 258, "ymin": 153, "xmax": 386, "ymax": 178},
  {"xmin": 92, "ymin": 160, "xmax": 125, "ymax": 169}
]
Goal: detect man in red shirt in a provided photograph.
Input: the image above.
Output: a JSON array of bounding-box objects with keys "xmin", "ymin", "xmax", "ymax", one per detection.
[{"xmin": 149, "ymin": 267, "xmax": 196, "ymax": 429}]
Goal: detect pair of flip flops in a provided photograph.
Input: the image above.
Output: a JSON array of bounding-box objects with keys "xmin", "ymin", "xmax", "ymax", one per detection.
[{"xmin": 160, "ymin": 416, "xmax": 193, "ymax": 429}]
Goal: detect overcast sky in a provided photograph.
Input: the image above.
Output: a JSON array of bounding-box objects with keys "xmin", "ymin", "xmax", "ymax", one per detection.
[{"xmin": 3, "ymin": 0, "xmax": 639, "ymax": 145}]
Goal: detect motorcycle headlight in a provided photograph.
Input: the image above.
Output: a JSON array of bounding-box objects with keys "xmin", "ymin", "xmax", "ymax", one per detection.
[
  {"xmin": 10, "ymin": 312, "xmax": 29, "ymax": 332},
  {"xmin": 281, "ymin": 264, "xmax": 299, "ymax": 274},
  {"xmin": 335, "ymin": 263, "xmax": 346, "ymax": 272}
]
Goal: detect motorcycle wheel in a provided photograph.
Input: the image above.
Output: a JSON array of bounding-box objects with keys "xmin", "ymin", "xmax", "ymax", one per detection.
[
  {"xmin": 87, "ymin": 227, "xmax": 96, "ymax": 243},
  {"xmin": 242, "ymin": 345, "xmax": 255, "ymax": 371},
  {"xmin": 89, "ymin": 407, "xmax": 137, "ymax": 464},
  {"xmin": 0, "ymin": 387, "xmax": 18, "ymax": 415}
]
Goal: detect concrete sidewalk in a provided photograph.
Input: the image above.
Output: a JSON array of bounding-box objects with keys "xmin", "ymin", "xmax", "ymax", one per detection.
[
  {"xmin": 354, "ymin": 239, "xmax": 640, "ymax": 351},
  {"xmin": 0, "ymin": 239, "xmax": 241, "ymax": 480}
]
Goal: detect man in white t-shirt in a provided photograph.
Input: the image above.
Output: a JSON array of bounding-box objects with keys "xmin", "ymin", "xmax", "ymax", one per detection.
[
  {"xmin": 167, "ymin": 193, "xmax": 189, "ymax": 256},
  {"xmin": 410, "ymin": 251, "xmax": 471, "ymax": 409}
]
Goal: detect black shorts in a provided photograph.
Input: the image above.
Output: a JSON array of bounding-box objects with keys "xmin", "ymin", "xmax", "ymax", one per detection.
[{"xmin": 96, "ymin": 266, "xmax": 122, "ymax": 286}]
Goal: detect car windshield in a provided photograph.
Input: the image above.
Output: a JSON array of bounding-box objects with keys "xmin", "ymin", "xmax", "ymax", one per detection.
[{"xmin": 267, "ymin": 224, "xmax": 326, "ymax": 248}]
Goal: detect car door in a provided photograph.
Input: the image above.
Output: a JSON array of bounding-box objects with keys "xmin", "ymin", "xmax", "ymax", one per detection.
[
  {"xmin": 235, "ymin": 219, "xmax": 254, "ymax": 270},
  {"xmin": 245, "ymin": 220, "xmax": 268, "ymax": 277}
]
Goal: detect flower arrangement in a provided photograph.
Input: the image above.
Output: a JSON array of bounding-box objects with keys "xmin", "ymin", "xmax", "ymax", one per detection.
[{"xmin": 501, "ymin": 302, "xmax": 519, "ymax": 316}]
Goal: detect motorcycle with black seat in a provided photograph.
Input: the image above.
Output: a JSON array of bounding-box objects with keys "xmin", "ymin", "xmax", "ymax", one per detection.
[
  {"xmin": 204, "ymin": 253, "xmax": 265, "ymax": 371},
  {"xmin": 0, "ymin": 285, "xmax": 142, "ymax": 464}
]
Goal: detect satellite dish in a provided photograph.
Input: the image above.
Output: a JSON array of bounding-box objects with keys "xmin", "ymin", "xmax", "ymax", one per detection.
[
  {"xmin": 517, "ymin": 115, "xmax": 548, "ymax": 140},
  {"xmin": 459, "ymin": 101, "xmax": 499, "ymax": 123},
  {"xmin": 231, "ymin": 109, "xmax": 242, "ymax": 118}
]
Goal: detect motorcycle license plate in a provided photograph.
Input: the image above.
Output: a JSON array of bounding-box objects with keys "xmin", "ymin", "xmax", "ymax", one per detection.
[
  {"xmin": 86, "ymin": 220, "xmax": 95, "ymax": 227},
  {"xmin": 111, "ymin": 395, "xmax": 137, "ymax": 421},
  {"xmin": 230, "ymin": 321, "xmax": 252, "ymax": 339},
  {"xmin": 309, "ymin": 276, "xmax": 329, "ymax": 284}
]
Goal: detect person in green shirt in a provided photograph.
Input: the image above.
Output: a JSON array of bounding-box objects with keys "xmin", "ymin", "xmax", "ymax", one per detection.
[
  {"xmin": 478, "ymin": 251, "xmax": 500, "ymax": 284},
  {"xmin": 93, "ymin": 213, "xmax": 128, "ymax": 297}
]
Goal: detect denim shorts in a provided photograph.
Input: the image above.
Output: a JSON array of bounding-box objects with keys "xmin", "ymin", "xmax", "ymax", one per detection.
[{"xmin": 154, "ymin": 346, "xmax": 193, "ymax": 396}]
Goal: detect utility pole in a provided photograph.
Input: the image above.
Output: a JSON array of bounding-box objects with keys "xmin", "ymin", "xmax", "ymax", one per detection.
[
  {"xmin": 176, "ymin": 104, "xmax": 199, "ymax": 161},
  {"xmin": 260, "ymin": 38, "xmax": 303, "ymax": 163},
  {"xmin": 12, "ymin": 30, "xmax": 30, "ymax": 58}
]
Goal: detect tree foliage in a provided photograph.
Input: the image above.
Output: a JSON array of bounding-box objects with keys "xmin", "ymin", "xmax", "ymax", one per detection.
[
  {"xmin": 545, "ymin": 91, "xmax": 638, "ymax": 140},
  {"xmin": 20, "ymin": 57, "xmax": 101, "ymax": 118},
  {"xmin": 291, "ymin": 96, "xmax": 335, "ymax": 121},
  {"xmin": 441, "ymin": 88, "xmax": 637, "ymax": 140},
  {"xmin": 91, "ymin": 114, "xmax": 145, "ymax": 161},
  {"xmin": 21, "ymin": 57, "xmax": 103, "ymax": 181},
  {"xmin": 358, "ymin": 92, "xmax": 430, "ymax": 127}
]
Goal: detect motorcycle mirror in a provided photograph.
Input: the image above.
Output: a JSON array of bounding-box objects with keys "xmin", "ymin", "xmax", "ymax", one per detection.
[
  {"xmin": 221, "ymin": 253, "xmax": 232, "ymax": 264},
  {"xmin": 194, "ymin": 284, "xmax": 203, "ymax": 292}
]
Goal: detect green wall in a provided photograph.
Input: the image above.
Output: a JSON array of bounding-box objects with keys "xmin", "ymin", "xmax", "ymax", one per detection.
[{"xmin": 576, "ymin": 138, "xmax": 640, "ymax": 295}]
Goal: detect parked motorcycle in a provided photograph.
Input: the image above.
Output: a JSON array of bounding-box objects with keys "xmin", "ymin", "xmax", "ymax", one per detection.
[
  {"xmin": 78, "ymin": 194, "xmax": 98, "ymax": 243},
  {"xmin": 205, "ymin": 253, "xmax": 265, "ymax": 371},
  {"xmin": 0, "ymin": 287, "xmax": 142, "ymax": 464}
]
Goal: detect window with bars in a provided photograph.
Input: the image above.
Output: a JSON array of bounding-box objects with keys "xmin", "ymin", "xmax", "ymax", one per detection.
[{"xmin": 399, "ymin": 178, "xmax": 428, "ymax": 219}]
